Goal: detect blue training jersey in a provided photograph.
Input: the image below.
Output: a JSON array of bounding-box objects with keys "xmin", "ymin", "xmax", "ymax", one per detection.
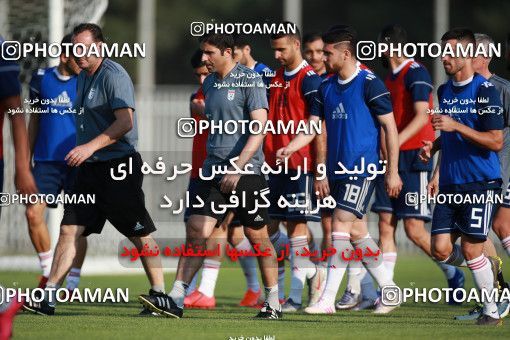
[
  {"xmin": 29, "ymin": 67, "xmax": 77, "ymax": 161},
  {"xmin": 438, "ymin": 74, "xmax": 504, "ymax": 190},
  {"xmin": 311, "ymin": 68, "xmax": 392, "ymax": 179}
]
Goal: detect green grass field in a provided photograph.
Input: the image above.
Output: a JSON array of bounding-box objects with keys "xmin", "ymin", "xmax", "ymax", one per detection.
[{"xmin": 3, "ymin": 255, "xmax": 510, "ymax": 339}]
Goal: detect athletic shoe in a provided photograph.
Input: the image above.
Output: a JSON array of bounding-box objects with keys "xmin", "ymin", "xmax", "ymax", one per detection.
[
  {"xmin": 139, "ymin": 289, "xmax": 164, "ymax": 316},
  {"xmin": 0, "ymin": 294, "xmax": 24, "ymax": 340},
  {"xmin": 281, "ymin": 298, "xmax": 302, "ymax": 312},
  {"xmin": 304, "ymin": 301, "xmax": 335, "ymax": 314},
  {"xmin": 352, "ymin": 298, "xmax": 377, "ymax": 311},
  {"xmin": 335, "ymin": 289, "xmax": 360, "ymax": 310},
  {"xmin": 239, "ymin": 288, "xmax": 262, "ymax": 307},
  {"xmin": 454, "ymin": 304, "xmax": 482, "ymax": 320},
  {"xmin": 254, "ymin": 302, "xmax": 282, "ymax": 319},
  {"xmin": 183, "ymin": 290, "xmax": 215, "ymax": 309},
  {"xmin": 37, "ymin": 276, "xmax": 48, "ymax": 289},
  {"xmin": 22, "ymin": 297, "xmax": 54, "ymax": 316},
  {"xmin": 138, "ymin": 294, "xmax": 183, "ymax": 318},
  {"xmin": 498, "ymin": 301, "xmax": 510, "ymax": 318},
  {"xmin": 476, "ymin": 314, "xmax": 502, "ymax": 326},
  {"xmin": 308, "ymin": 265, "xmax": 327, "ymax": 306},
  {"xmin": 373, "ymin": 295, "xmax": 400, "ymax": 314},
  {"xmin": 447, "ymin": 268, "xmax": 465, "ymax": 305}
]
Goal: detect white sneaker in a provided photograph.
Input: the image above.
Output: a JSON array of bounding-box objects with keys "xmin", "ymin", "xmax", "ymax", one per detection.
[
  {"xmin": 304, "ymin": 301, "xmax": 336, "ymax": 314},
  {"xmin": 335, "ymin": 289, "xmax": 360, "ymax": 310},
  {"xmin": 373, "ymin": 297, "xmax": 400, "ymax": 314},
  {"xmin": 308, "ymin": 265, "xmax": 327, "ymax": 306}
]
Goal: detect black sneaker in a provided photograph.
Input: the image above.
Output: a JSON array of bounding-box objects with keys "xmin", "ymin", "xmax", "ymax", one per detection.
[
  {"xmin": 476, "ymin": 314, "xmax": 502, "ymax": 326},
  {"xmin": 138, "ymin": 293, "xmax": 183, "ymax": 318},
  {"xmin": 23, "ymin": 298, "xmax": 55, "ymax": 316},
  {"xmin": 139, "ymin": 289, "xmax": 164, "ymax": 316},
  {"xmin": 255, "ymin": 302, "xmax": 282, "ymax": 319}
]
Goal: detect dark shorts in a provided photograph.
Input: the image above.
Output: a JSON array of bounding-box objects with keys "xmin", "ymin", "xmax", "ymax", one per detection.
[
  {"xmin": 330, "ymin": 177, "xmax": 375, "ymax": 219},
  {"xmin": 33, "ymin": 161, "xmax": 77, "ymax": 208},
  {"xmin": 267, "ymin": 173, "xmax": 320, "ymax": 222},
  {"xmin": 371, "ymin": 171, "xmax": 432, "ymax": 221},
  {"xmin": 61, "ymin": 153, "xmax": 156, "ymax": 238},
  {"xmin": 187, "ymin": 175, "xmax": 270, "ymax": 228},
  {"xmin": 184, "ymin": 178, "xmax": 242, "ymax": 226},
  {"xmin": 431, "ymin": 188, "xmax": 500, "ymax": 240}
]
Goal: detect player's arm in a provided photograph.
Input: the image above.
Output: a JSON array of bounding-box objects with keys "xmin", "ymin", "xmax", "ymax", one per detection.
[
  {"xmin": 377, "ymin": 113, "xmax": 403, "ymax": 197},
  {"xmin": 66, "ymin": 107, "xmax": 133, "ymax": 167},
  {"xmin": 219, "ymin": 107, "xmax": 267, "ymax": 193},
  {"xmin": 432, "ymin": 84, "xmax": 504, "ymax": 151},
  {"xmin": 276, "ymin": 115, "xmax": 320, "ymax": 160},
  {"xmin": 277, "ymin": 80, "xmax": 324, "ymax": 161},
  {"xmin": 427, "ymin": 152, "xmax": 441, "ymax": 196},
  {"xmin": 302, "ymin": 73, "xmax": 329, "ymax": 197},
  {"xmin": 67, "ymin": 72, "xmax": 136, "ymax": 167},
  {"xmin": 190, "ymin": 87, "xmax": 206, "ymax": 118},
  {"xmin": 419, "ymin": 135, "xmax": 441, "ymax": 163},
  {"xmin": 313, "ymin": 125, "xmax": 329, "ymax": 198},
  {"xmin": 366, "ymin": 75, "xmax": 402, "ymax": 198},
  {"xmin": 398, "ymin": 66, "xmax": 434, "ymax": 147}
]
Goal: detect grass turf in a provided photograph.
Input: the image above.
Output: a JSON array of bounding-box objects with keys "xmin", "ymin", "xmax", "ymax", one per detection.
[{"xmin": 3, "ymin": 255, "xmax": 510, "ymax": 339}]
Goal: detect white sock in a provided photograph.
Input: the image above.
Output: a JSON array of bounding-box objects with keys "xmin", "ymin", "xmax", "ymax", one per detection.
[
  {"xmin": 383, "ymin": 252, "xmax": 397, "ymax": 281},
  {"xmin": 65, "ymin": 268, "xmax": 81, "ymax": 290},
  {"xmin": 502, "ymin": 236, "xmax": 510, "ymax": 257},
  {"xmin": 169, "ymin": 280, "xmax": 188, "ymax": 308},
  {"xmin": 288, "ymin": 236, "xmax": 317, "ymax": 304},
  {"xmin": 467, "ymin": 255, "xmax": 499, "ymax": 318},
  {"xmin": 352, "ymin": 235, "xmax": 394, "ymax": 288},
  {"xmin": 441, "ymin": 244, "xmax": 467, "ymax": 267},
  {"xmin": 151, "ymin": 284, "xmax": 165, "ymax": 293},
  {"xmin": 198, "ymin": 259, "xmax": 221, "ymax": 297},
  {"xmin": 187, "ymin": 271, "xmax": 199, "ymax": 294},
  {"xmin": 346, "ymin": 265, "xmax": 362, "ymax": 295},
  {"xmin": 235, "ymin": 238, "xmax": 260, "ymax": 291},
  {"xmin": 437, "ymin": 262, "xmax": 457, "ymax": 280},
  {"xmin": 319, "ymin": 232, "xmax": 351, "ymax": 306},
  {"xmin": 38, "ymin": 250, "xmax": 53, "ymax": 278},
  {"xmin": 265, "ymin": 285, "xmax": 280, "ymax": 310},
  {"xmin": 278, "ymin": 266, "xmax": 285, "ymax": 300},
  {"xmin": 360, "ymin": 267, "xmax": 378, "ymax": 300}
]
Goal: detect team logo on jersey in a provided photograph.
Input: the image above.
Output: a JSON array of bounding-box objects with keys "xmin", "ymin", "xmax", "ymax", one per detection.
[
  {"xmin": 88, "ymin": 87, "xmax": 96, "ymax": 100},
  {"xmin": 227, "ymin": 89, "xmax": 235, "ymax": 101},
  {"xmin": 332, "ymin": 102, "xmax": 348, "ymax": 119},
  {"xmin": 55, "ymin": 91, "xmax": 72, "ymax": 107}
]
